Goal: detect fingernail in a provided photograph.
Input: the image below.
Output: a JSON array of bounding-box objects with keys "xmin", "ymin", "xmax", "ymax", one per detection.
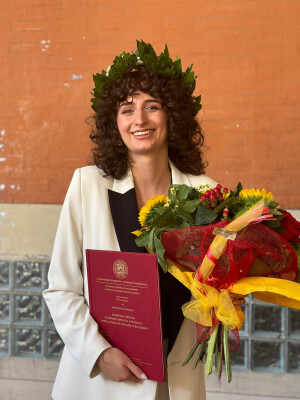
[{"xmin": 141, "ymin": 373, "xmax": 147, "ymax": 380}]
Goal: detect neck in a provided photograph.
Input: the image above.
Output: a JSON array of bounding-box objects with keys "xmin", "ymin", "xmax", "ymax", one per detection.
[{"xmin": 130, "ymin": 154, "xmax": 171, "ymax": 209}]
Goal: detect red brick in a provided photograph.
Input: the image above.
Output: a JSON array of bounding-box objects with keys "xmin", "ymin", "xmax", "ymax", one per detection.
[{"xmin": 1, "ymin": 0, "xmax": 300, "ymax": 206}]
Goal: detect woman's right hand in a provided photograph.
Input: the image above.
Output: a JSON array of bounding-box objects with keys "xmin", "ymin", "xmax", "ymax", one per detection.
[{"xmin": 98, "ymin": 347, "xmax": 148, "ymax": 383}]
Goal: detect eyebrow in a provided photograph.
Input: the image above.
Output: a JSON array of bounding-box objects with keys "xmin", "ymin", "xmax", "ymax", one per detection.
[{"xmin": 118, "ymin": 98, "xmax": 162, "ymax": 109}]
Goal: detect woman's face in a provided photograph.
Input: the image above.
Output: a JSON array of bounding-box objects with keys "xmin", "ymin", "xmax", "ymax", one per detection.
[{"xmin": 116, "ymin": 91, "xmax": 168, "ymax": 159}]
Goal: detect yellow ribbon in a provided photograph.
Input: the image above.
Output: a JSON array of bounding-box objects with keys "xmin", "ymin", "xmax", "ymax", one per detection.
[
  {"xmin": 167, "ymin": 263, "xmax": 244, "ymax": 330},
  {"xmin": 232, "ymin": 276, "xmax": 300, "ymax": 309},
  {"xmin": 182, "ymin": 281, "xmax": 244, "ymax": 330},
  {"xmin": 167, "ymin": 264, "xmax": 300, "ymax": 332}
]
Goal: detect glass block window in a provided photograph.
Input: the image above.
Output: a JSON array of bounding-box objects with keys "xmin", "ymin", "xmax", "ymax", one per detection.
[
  {"xmin": 231, "ymin": 295, "xmax": 300, "ymax": 373},
  {"xmin": 0, "ymin": 258, "xmax": 64, "ymax": 359},
  {"xmin": 1, "ymin": 257, "xmax": 300, "ymax": 374}
]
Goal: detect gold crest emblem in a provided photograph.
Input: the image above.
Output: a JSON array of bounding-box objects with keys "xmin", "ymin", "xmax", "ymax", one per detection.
[{"xmin": 113, "ymin": 260, "xmax": 128, "ymax": 279}]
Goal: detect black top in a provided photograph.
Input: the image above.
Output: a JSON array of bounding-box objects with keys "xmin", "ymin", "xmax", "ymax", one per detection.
[{"xmin": 108, "ymin": 188, "xmax": 191, "ymax": 354}]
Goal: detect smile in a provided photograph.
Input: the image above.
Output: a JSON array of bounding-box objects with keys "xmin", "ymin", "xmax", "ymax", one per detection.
[{"xmin": 132, "ymin": 129, "xmax": 154, "ymax": 136}]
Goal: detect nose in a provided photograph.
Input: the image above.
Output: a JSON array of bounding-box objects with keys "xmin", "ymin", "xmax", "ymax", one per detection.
[{"xmin": 134, "ymin": 108, "xmax": 148, "ymax": 126}]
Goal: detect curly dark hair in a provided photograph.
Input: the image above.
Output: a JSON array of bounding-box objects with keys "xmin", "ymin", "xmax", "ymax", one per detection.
[{"xmin": 89, "ymin": 70, "xmax": 207, "ymax": 178}]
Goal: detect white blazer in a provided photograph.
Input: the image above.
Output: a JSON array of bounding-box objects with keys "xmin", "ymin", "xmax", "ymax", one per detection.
[{"xmin": 43, "ymin": 161, "xmax": 217, "ymax": 400}]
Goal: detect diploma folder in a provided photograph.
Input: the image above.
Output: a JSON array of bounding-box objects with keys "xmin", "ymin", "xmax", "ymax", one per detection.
[{"xmin": 86, "ymin": 249, "xmax": 165, "ymax": 382}]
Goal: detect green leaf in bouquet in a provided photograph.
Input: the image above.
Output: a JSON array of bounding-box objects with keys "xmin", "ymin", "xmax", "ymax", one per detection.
[
  {"xmin": 263, "ymin": 219, "xmax": 282, "ymax": 229},
  {"xmin": 154, "ymin": 235, "xmax": 168, "ymax": 272},
  {"xmin": 182, "ymin": 199, "xmax": 200, "ymax": 213},
  {"xmin": 168, "ymin": 185, "xmax": 178, "ymax": 205},
  {"xmin": 177, "ymin": 184, "xmax": 190, "ymax": 201},
  {"xmin": 195, "ymin": 204, "xmax": 217, "ymax": 225},
  {"xmin": 148, "ymin": 228, "xmax": 156, "ymax": 253},
  {"xmin": 233, "ymin": 208, "xmax": 247, "ymax": 219},
  {"xmin": 268, "ymin": 200, "xmax": 279, "ymax": 209},
  {"xmin": 187, "ymin": 186, "xmax": 199, "ymax": 200},
  {"xmin": 135, "ymin": 231, "xmax": 150, "ymax": 247},
  {"xmin": 272, "ymin": 209, "xmax": 283, "ymax": 216},
  {"xmin": 158, "ymin": 256, "xmax": 169, "ymax": 273},
  {"xmin": 155, "ymin": 206, "xmax": 170, "ymax": 216},
  {"xmin": 214, "ymin": 196, "xmax": 241, "ymax": 214},
  {"xmin": 229, "ymin": 182, "xmax": 243, "ymax": 198},
  {"xmin": 272, "ymin": 226, "xmax": 285, "ymax": 234},
  {"xmin": 176, "ymin": 207, "xmax": 194, "ymax": 224},
  {"xmin": 180, "ymin": 220, "xmax": 190, "ymax": 228},
  {"xmin": 152, "ymin": 209, "xmax": 179, "ymax": 227}
]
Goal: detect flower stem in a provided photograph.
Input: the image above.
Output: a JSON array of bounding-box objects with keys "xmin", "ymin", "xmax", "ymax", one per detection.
[
  {"xmin": 217, "ymin": 324, "xmax": 224, "ymax": 379},
  {"xmin": 205, "ymin": 325, "xmax": 219, "ymax": 376},
  {"xmin": 223, "ymin": 326, "xmax": 232, "ymax": 383},
  {"xmin": 193, "ymin": 340, "xmax": 207, "ymax": 370},
  {"xmin": 182, "ymin": 341, "xmax": 200, "ymax": 366}
]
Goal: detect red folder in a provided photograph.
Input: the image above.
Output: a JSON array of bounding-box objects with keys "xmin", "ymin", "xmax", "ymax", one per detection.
[{"xmin": 86, "ymin": 249, "xmax": 165, "ymax": 382}]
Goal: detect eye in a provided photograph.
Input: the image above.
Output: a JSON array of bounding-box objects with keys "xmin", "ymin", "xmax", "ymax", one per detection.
[
  {"xmin": 146, "ymin": 105, "xmax": 159, "ymax": 111},
  {"xmin": 121, "ymin": 108, "xmax": 134, "ymax": 114}
]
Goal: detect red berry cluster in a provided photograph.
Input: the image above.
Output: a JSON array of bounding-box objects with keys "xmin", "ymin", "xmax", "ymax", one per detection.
[{"xmin": 200, "ymin": 184, "xmax": 229, "ymax": 210}]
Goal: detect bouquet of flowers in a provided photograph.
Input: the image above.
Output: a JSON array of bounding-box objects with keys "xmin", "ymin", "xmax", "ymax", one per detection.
[{"xmin": 133, "ymin": 182, "xmax": 300, "ymax": 382}]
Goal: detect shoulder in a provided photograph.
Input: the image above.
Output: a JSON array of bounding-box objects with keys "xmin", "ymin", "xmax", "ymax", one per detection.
[{"xmin": 73, "ymin": 165, "xmax": 113, "ymax": 188}]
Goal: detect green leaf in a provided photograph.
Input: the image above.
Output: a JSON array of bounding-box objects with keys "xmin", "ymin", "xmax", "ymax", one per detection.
[
  {"xmin": 148, "ymin": 229, "xmax": 156, "ymax": 253},
  {"xmin": 186, "ymin": 64, "xmax": 193, "ymax": 73},
  {"xmin": 157, "ymin": 256, "xmax": 168, "ymax": 273},
  {"xmin": 229, "ymin": 182, "xmax": 243, "ymax": 198},
  {"xmin": 155, "ymin": 206, "xmax": 170, "ymax": 216},
  {"xmin": 180, "ymin": 220, "xmax": 190, "ymax": 228},
  {"xmin": 181, "ymin": 71, "xmax": 194, "ymax": 87},
  {"xmin": 173, "ymin": 57, "xmax": 182, "ymax": 75},
  {"xmin": 177, "ymin": 207, "xmax": 194, "ymax": 223},
  {"xmin": 272, "ymin": 209, "xmax": 283, "ymax": 216},
  {"xmin": 269, "ymin": 201, "xmax": 279, "ymax": 209},
  {"xmin": 177, "ymin": 185, "xmax": 189, "ymax": 201},
  {"xmin": 214, "ymin": 196, "xmax": 241, "ymax": 214},
  {"xmin": 135, "ymin": 231, "xmax": 150, "ymax": 247},
  {"xmin": 263, "ymin": 219, "xmax": 281, "ymax": 229},
  {"xmin": 153, "ymin": 211, "xmax": 179, "ymax": 227},
  {"xmin": 163, "ymin": 43, "xmax": 169, "ymax": 57},
  {"xmin": 182, "ymin": 199, "xmax": 200, "ymax": 213},
  {"xmin": 154, "ymin": 234, "xmax": 165, "ymax": 260},
  {"xmin": 195, "ymin": 204, "xmax": 217, "ymax": 225}
]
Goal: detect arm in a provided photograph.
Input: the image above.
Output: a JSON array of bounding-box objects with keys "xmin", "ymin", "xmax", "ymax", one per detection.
[
  {"xmin": 43, "ymin": 169, "xmax": 147, "ymax": 381},
  {"xmin": 43, "ymin": 169, "xmax": 111, "ymax": 378}
]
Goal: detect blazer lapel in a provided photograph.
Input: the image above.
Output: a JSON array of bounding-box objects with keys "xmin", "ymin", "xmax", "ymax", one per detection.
[
  {"xmin": 108, "ymin": 168, "xmax": 142, "ymax": 253},
  {"xmin": 108, "ymin": 188, "xmax": 143, "ymax": 253}
]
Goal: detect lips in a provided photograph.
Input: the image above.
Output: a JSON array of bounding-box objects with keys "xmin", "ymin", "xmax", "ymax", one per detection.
[{"xmin": 131, "ymin": 129, "xmax": 154, "ymax": 136}]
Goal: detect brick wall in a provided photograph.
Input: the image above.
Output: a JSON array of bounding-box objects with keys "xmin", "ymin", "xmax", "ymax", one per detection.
[{"xmin": 1, "ymin": 0, "xmax": 300, "ymax": 207}]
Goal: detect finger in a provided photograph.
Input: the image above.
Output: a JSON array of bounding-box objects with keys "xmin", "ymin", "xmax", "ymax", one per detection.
[
  {"xmin": 233, "ymin": 298, "xmax": 246, "ymax": 306},
  {"xmin": 126, "ymin": 360, "xmax": 147, "ymax": 381},
  {"xmin": 124, "ymin": 371, "xmax": 141, "ymax": 383}
]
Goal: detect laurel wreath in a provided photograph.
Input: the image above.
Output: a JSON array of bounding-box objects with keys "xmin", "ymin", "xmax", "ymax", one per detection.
[{"xmin": 91, "ymin": 40, "xmax": 202, "ymax": 116}]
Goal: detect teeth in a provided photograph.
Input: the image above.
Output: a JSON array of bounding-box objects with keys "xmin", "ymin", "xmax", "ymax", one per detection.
[{"xmin": 133, "ymin": 130, "xmax": 153, "ymax": 136}]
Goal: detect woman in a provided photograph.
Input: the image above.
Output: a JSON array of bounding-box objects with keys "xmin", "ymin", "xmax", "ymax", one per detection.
[{"xmin": 43, "ymin": 41, "xmax": 242, "ymax": 400}]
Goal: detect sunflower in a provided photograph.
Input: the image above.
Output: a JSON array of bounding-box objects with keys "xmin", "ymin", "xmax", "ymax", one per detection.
[
  {"xmin": 138, "ymin": 195, "xmax": 168, "ymax": 226},
  {"xmin": 239, "ymin": 188, "xmax": 274, "ymax": 203}
]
